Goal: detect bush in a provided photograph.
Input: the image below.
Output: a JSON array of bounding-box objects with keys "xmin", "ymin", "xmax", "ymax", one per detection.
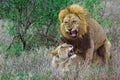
[
  {"xmin": 0, "ymin": 0, "xmax": 72, "ymax": 55},
  {"xmin": 0, "ymin": 0, "xmax": 112, "ymax": 56}
]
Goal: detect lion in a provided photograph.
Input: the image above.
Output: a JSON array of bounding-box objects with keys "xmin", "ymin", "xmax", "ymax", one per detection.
[
  {"xmin": 51, "ymin": 43, "xmax": 83, "ymax": 71},
  {"xmin": 58, "ymin": 4, "xmax": 111, "ymax": 66},
  {"xmin": 51, "ymin": 43, "xmax": 104, "ymax": 72}
]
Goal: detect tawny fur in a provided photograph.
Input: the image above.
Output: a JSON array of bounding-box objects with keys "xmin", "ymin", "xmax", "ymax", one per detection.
[
  {"xmin": 58, "ymin": 4, "xmax": 111, "ymax": 66},
  {"xmin": 51, "ymin": 43, "xmax": 105, "ymax": 72},
  {"xmin": 51, "ymin": 43, "xmax": 83, "ymax": 71}
]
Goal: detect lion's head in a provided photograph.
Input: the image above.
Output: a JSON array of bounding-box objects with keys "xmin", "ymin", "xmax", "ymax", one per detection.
[
  {"xmin": 59, "ymin": 4, "xmax": 89, "ymax": 39},
  {"xmin": 51, "ymin": 43, "xmax": 76, "ymax": 59}
]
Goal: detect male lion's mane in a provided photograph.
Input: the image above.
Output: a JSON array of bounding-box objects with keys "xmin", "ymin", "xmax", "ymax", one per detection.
[{"xmin": 59, "ymin": 4, "xmax": 92, "ymax": 39}]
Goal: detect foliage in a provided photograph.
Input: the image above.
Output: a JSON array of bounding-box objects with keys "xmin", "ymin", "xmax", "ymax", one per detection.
[
  {"xmin": 0, "ymin": 0, "xmax": 112, "ymax": 56},
  {"xmin": 0, "ymin": 0, "xmax": 72, "ymax": 55}
]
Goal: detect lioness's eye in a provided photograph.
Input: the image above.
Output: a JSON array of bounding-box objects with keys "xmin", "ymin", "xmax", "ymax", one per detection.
[{"xmin": 61, "ymin": 46, "xmax": 64, "ymax": 48}]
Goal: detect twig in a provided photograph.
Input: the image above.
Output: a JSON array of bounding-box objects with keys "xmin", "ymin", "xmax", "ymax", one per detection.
[{"xmin": 6, "ymin": 35, "xmax": 18, "ymax": 51}]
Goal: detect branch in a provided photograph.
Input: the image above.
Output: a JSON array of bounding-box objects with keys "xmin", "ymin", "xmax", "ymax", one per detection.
[
  {"xmin": 40, "ymin": 34, "xmax": 59, "ymax": 44},
  {"xmin": 45, "ymin": 21, "xmax": 53, "ymax": 36},
  {"xmin": 18, "ymin": 34, "xmax": 26, "ymax": 49},
  {"xmin": 6, "ymin": 35, "xmax": 18, "ymax": 51},
  {"xmin": 21, "ymin": 1, "xmax": 37, "ymax": 37}
]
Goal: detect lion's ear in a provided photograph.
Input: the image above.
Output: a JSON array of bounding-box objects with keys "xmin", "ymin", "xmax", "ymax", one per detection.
[
  {"xmin": 58, "ymin": 9, "xmax": 69, "ymax": 23},
  {"xmin": 51, "ymin": 49, "xmax": 58, "ymax": 56}
]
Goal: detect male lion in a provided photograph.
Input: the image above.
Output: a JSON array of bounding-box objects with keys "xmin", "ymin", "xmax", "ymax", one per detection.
[{"xmin": 58, "ymin": 4, "xmax": 111, "ymax": 66}]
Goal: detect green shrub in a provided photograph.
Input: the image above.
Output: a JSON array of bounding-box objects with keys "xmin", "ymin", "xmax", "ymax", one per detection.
[
  {"xmin": 0, "ymin": 0, "xmax": 72, "ymax": 55},
  {"xmin": 1, "ymin": 0, "xmax": 113, "ymax": 56}
]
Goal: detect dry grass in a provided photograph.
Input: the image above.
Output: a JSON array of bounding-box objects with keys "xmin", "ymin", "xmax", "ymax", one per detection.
[
  {"xmin": 0, "ymin": 46, "xmax": 117, "ymax": 80},
  {"xmin": 0, "ymin": 47, "xmax": 54, "ymax": 80}
]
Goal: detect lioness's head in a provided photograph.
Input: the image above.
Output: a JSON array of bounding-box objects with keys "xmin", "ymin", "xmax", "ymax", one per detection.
[
  {"xmin": 51, "ymin": 43, "xmax": 76, "ymax": 59},
  {"xmin": 59, "ymin": 4, "xmax": 89, "ymax": 39}
]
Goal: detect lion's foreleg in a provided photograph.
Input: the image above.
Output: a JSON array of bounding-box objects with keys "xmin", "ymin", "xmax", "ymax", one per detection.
[{"xmin": 85, "ymin": 39, "xmax": 94, "ymax": 64}]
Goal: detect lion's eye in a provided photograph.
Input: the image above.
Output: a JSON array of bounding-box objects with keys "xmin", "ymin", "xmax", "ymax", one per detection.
[
  {"xmin": 64, "ymin": 21, "xmax": 68, "ymax": 24},
  {"xmin": 72, "ymin": 20, "xmax": 76, "ymax": 23}
]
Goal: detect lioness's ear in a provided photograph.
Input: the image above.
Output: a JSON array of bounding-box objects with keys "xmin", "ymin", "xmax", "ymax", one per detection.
[{"xmin": 51, "ymin": 49, "xmax": 58, "ymax": 56}]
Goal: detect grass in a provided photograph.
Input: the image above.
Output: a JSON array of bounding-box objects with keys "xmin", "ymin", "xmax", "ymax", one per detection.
[
  {"xmin": 0, "ymin": 47, "xmax": 54, "ymax": 80},
  {"xmin": 0, "ymin": 46, "xmax": 115, "ymax": 80}
]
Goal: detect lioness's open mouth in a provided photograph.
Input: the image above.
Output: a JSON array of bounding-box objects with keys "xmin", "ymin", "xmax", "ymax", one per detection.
[
  {"xmin": 68, "ymin": 48, "xmax": 76, "ymax": 58},
  {"xmin": 70, "ymin": 30, "xmax": 77, "ymax": 38}
]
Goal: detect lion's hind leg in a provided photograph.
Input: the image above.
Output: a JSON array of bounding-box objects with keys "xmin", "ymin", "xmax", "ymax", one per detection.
[
  {"xmin": 96, "ymin": 39, "xmax": 112, "ymax": 66},
  {"xmin": 104, "ymin": 39, "xmax": 112, "ymax": 65}
]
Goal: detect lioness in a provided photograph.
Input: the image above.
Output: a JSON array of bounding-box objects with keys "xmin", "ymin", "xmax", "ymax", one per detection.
[{"xmin": 51, "ymin": 43, "xmax": 83, "ymax": 71}]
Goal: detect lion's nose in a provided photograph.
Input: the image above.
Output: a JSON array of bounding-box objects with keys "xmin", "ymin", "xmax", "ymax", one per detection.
[{"xmin": 68, "ymin": 28, "xmax": 72, "ymax": 32}]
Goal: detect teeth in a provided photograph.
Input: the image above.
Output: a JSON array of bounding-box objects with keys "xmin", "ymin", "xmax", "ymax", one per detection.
[
  {"xmin": 69, "ymin": 48, "xmax": 72, "ymax": 51},
  {"xmin": 69, "ymin": 46, "xmax": 73, "ymax": 51},
  {"xmin": 70, "ymin": 54, "xmax": 76, "ymax": 58}
]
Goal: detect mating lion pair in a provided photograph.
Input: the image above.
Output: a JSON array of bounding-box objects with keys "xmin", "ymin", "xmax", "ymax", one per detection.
[
  {"xmin": 51, "ymin": 4, "xmax": 112, "ymax": 71},
  {"xmin": 51, "ymin": 43, "xmax": 103, "ymax": 71}
]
